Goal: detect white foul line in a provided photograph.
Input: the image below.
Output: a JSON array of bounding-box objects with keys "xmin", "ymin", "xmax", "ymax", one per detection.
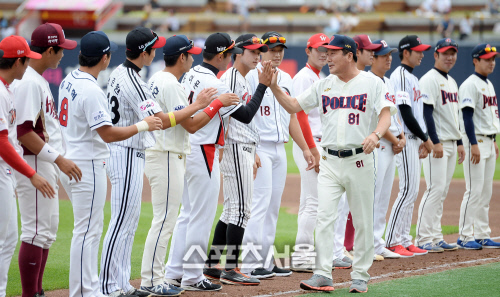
[{"xmin": 252, "ymin": 256, "xmax": 500, "ymax": 297}]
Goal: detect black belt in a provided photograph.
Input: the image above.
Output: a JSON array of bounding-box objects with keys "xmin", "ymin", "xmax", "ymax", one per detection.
[
  {"xmin": 478, "ymin": 134, "xmax": 496, "ymax": 139},
  {"xmin": 323, "ymin": 147, "xmax": 364, "ymax": 158}
]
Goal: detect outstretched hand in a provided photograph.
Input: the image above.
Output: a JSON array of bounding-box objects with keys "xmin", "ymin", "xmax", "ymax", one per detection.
[{"xmin": 258, "ymin": 61, "xmax": 273, "ymax": 87}]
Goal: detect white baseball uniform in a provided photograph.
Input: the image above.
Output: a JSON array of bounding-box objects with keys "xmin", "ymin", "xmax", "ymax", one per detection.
[
  {"xmin": 241, "ymin": 63, "xmax": 292, "ymax": 273},
  {"xmin": 11, "ymin": 66, "xmax": 62, "ymax": 250},
  {"xmin": 458, "ymin": 73, "xmax": 500, "ymax": 242},
  {"xmin": 140, "ymin": 70, "xmax": 190, "ymax": 288},
  {"xmin": 386, "ymin": 65, "xmax": 427, "ymax": 248},
  {"xmin": 416, "ymin": 68, "xmax": 461, "ymax": 246},
  {"xmin": 165, "ymin": 64, "xmax": 241, "ymax": 287},
  {"xmin": 296, "ymin": 71, "xmax": 396, "ymax": 282},
  {"xmin": 58, "ymin": 69, "xmax": 112, "ymax": 297},
  {"xmin": 100, "ymin": 61, "xmax": 163, "ymax": 295}
]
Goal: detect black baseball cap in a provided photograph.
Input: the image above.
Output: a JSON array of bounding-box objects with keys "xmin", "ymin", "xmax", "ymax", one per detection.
[
  {"xmin": 126, "ymin": 27, "xmax": 166, "ymax": 54},
  {"xmin": 203, "ymin": 32, "xmax": 242, "ymax": 54},
  {"xmin": 399, "ymin": 35, "xmax": 431, "ymax": 52},
  {"xmin": 261, "ymin": 31, "xmax": 287, "ymax": 49},
  {"xmin": 80, "ymin": 31, "xmax": 117, "ymax": 57},
  {"xmin": 235, "ymin": 33, "xmax": 268, "ymax": 52},
  {"xmin": 163, "ymin": 35, "xmax": 202, "ymax": 56},
  {"xmin": 435, "ymin": 38, "xmax": 458, "ymax": 52},
  {"xmin": 471, "ymin": 43, "xmax": 498, "ymax": 59},
  {"xmin": 373, "ymin": 39, "xmax": 397, "ymax": 56},
  {"xmin": 323, "ymin": 34, "xmax": 357, "ymax": 58}
]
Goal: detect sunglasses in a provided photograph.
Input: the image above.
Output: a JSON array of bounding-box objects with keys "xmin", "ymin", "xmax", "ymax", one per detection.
[
  {"xmin": 316, "ymin": 46, "xmax": 328, "ymax": 52},
  {"xmin": 219, "ymin": 40, "xmax": 235, "ymax": 55},
  {"xmin": 485, "ymin": 47, "xmax": 497, "ymax": 53},
  {"xmin": 263, "ymin": 36, "xmax": 286, "ymax": 44},
  {"xmin": 235, "ymin": 37, "xmax": 262, "ymax": 47},
  {"xmin": 143, "ymin": 31, "xmax": 158, "ymax": 52},
  {"xmin": 179, "ymin": 39, "xmax": 194, "ymax": 52}
]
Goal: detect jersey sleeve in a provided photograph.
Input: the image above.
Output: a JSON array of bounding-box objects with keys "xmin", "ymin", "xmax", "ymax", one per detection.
[
  {"xmin": 391, "ymin": 69, "xmax": 412, "ymax": 106},
  {"xmin": 13, "ymin": 80, "xmax": 42, "ymax": 126},
  {"xmin": 84, "ymin": 89, "xmax": 113, "ymax": 130},
  {"xmin": 296, "ymin": 81, "xmax": 320, "ymax": 114},
  {"xmin": 420, "ymin": 74, "xmax": 439, "ymax": 107},
  {"xmin": 217, "ymin": 80, "xmax": 242, "ymax": 118},
  {"xmin": 120, "ymin": 72, "xmax": 163, "ymax": 120},
  {"xmin": 458, "ymin": 80, "xmax": 476, "ymax": 110},
  {"xmin": 375, "ymin": 79, "xmax": 397, "ymax": 116}
]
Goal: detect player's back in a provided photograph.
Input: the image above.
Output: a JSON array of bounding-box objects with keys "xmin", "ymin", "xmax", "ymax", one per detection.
[{"xmin": 58, "ymin": 69, "xmax": 112, "ymax": 160}]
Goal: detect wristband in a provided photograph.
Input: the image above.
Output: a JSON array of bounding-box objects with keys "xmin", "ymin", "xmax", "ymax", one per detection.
[
  {"xmin": 203, "ymin": 99, "xmax": 223, "ymax": 119},
  {"xmin": 37, "ymin": 143, "xmax": 60, "ymax": 163},
  {"xmin": 168, "ymin": 112, "xmax": 176, "ymax": 127},
  {"xmin": 135, "ymin": 121, "xmax": 149, "ymax": 132}
]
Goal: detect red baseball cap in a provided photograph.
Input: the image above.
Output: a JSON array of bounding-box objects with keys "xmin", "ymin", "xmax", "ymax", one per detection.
[
  {"xmin": 31, "ymin": 23, "xmax": 77, "ymax": 50},
  {"xmin": 307, "ymin": 33, "xmax": 330, "ymax": 48},
  {"xmin": 0, "ymin": 36, "xmax": 42, "ymax": 59},
  {"xmin": 353, "ymin": 35, "xmax": 382, "ymax": 51}
]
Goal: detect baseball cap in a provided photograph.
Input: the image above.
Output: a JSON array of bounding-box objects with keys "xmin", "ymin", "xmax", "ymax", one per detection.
[
  {"xmin": 31, "ymin": 23, "xmax": 77, "ymax": 50},
  {"xmin": 126, "ymin": 27, "xmax": 166, "ymax": 54},
  {"xmin": 0, "ymin": 49, "xmax": 3, "ymax": 58},
  {"xmin": 306, "ymin": 33, "xmax": 330, "ymax": 49},
  {"xmin": 163, "ymin": 35, "xmax": 202, "ymax": 56},
  {"xmin": 353, "ymin": 34, "xmax": 382, "ymax": 51},
  {"xmin": 203, "ymin": 32, "xmax": 243, "ymax": 54},
  {"xmin": 471, "ymin": 43, "xmax": 498, "ymax": 59},
  {"xmin": 261, "ymin": 31, "xmax": 287, "ymax": 49},
  {"xmin": 372, "ymin": 39, "xmax": 397, "ymax": 56},
  {"xmin": 323, "ymin": 34, "xmax": 357, "ymax": 58},
  {"xmin": 235, "ymin": 33, "xmax": 268, "ymax": 52},
  {"xmin": 0, "ymin": 36, "xmax": 42, "ymax": 59},
  {"xmin": 80, "ymin": 31, "xmax": 118, "ymax": 57},
  {"xmin": 399, "ymin": 35, "xmax": 431, "ymax": 52},
  {"xmin": 435, "ymin": 38, "xmax": 458, "ymax": 53}
]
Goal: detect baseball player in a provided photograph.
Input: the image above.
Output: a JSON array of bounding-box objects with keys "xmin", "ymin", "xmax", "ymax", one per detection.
[
  {"xmin": 269, "ymin": 34, "xmax": 395, "ymax": 293},
  {"xmin": 415, "ymin": 38, "xmax": 465, "ymax": 252},
  {"xmin": 385, "ymin": 35, "xmax": 434, "ymax": 257},
  {"xmin": 202, "ymin": 33, "xmax": 273, "ymax": 286},
  {"xmin": 9, "ymin": 23, "xmax": 81, "ymax": 297},
  {"xmin": 139, "ymin": 35, "xmax": 239, "ymax": 295},
  {"xmin": 457, "ymin": 43, "xmax": 500, "ymax": 249},
  {"xmin": 240, "ymin": 31, "xmax": 314, "ymax": 279},
  {"xmin": 99, "ymin": 27, "xmax": 219, "ymax": 297},
  {"xmin": 0, "ymin": 36, "xmax": 55, "ymax": 297},
  {"xmin": 369, "ymin": 39, "xmax": 406, "ymax": 260},
  {"xmin": 57, "ymin": 31, "xmax": 162, "ymax": 297}
]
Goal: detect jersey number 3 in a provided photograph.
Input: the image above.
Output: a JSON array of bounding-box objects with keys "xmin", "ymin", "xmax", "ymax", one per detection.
[
  {"xmin": 108, "ymin": 93, "xmax": 120, "ymax": 125},
  {"xmin": 59, "ymin": 97, "xmax": 69, "ymax": 127}
]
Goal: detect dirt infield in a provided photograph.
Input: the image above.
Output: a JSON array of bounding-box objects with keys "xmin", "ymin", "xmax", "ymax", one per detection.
[{"xmin": 50, "ymin": 175, "xmax": 500, "ymax": 297}]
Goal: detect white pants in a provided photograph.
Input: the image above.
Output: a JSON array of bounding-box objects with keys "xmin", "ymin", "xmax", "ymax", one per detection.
[
  {"xmin": 100, "ymin": 145, "xmax": 145, "ymax": 294},
  {"xmin": 241, "ymin": 142, "xmax": 287, "ymax": 273},
  {"xmin": 61, "ymin": 159, "xmax": 107, "ymax": 297},
  {"xmin": 314, "ymin": 150, "xmax": 375, "ymax": 282},
  {"xmin": 459, "ymin": 136, "xmax": 496, "ymax": 242},
  {"xmin": 373, "ymin": 139, "xmax": 396, "ymax": 254},
  {"xmin": 165, "ymin": 144, "xmax": 220, "ymax": 286},
  {"xmin": 141, "ymin": 150, "xmax": 185, "ymax": 287},
  {"xmin": 16, "ymin": 155, "xmax": 60, "ymax": 249},
  {"xmin": 0, "ymin": 166, "xmax": 17, "ymax": 297},
  {"xmin": 386, "ymin": 135, "xmax": 422, "ymax": 248},
  {"xmin": 416, "ymin": 140, "xmax": 457, "ymax": 246},
  {"xmin": 333, "ymin": 194, "xmax": 349, "ymax": 260}
]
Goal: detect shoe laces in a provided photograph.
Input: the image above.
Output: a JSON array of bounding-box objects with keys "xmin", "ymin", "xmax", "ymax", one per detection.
[
  {"xmin": 352, "ymin": 279, "xmax": 366, "ymax": 286},
  {"xmin": 197, "ymin": 278, "xmax": 213, "ymax": 287}
]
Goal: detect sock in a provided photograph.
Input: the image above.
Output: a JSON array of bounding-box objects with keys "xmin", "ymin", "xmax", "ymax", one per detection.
[
  {"xmin": 19, "ymin": 242, "xmax": 42, "ymax": 297},
  {"xmin": 225, "ymin": 224, "xmax": 245, "ymax": 270},
  {"xmin": 206, "ymin": 221, "xmax": 227, "ymax": 267},
  {"xmin": 344, "ymin": 212, "xmax": 355, "ymax": 251},
  {"xmin": 38, "ymin": 249, "xmax": 49, "ymax": 293}
]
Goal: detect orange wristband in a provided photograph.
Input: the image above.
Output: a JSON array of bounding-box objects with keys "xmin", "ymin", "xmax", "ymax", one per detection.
[{"xmin": 203, "ymin": 99, "xmax": 223, "ymax": 119}]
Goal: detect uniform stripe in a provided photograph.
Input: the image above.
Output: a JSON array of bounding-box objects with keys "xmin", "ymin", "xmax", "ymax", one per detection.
[
  {"xmin": 81, "ymin": 160, "xmax": 96, "ymax": 297},
  {"xmin": 201, "ymin": 144, "xmax": 215, "ymax": 176},
  {"xmin": 233, "ymin": 144, "xmax": 244, "ymax": 227},
  {"xmin": 461, "ymin": 144, "xmax": 473, "ymax": 233}
]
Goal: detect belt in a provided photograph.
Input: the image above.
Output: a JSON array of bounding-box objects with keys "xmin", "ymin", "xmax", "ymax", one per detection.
[
  {"xmin": 323, "ymin": 147, "xmax": 364, "ymax": 158},
  {"xmin": 314, "ymin": 137, "xmax": 322, "ymax": 143},
  {"xmin": 478, "ymin": 134, "xmax": 496, "ymax": 139}
]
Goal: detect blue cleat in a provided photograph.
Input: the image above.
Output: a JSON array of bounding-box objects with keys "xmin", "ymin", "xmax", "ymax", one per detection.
[
  {"xmin": 475, "ymin": 239, "xmax": 500, "ymax": 249},
  {"xmin": 436, "ymin": 240, "xmax": 458, "ymax": 251},
  {"xmin": 418, "ymin": 243, "xmax": 444, "ymax": 253},
  {"xmin": 457, "ymin": 239, "xmax": 482, "ymax": 250}
]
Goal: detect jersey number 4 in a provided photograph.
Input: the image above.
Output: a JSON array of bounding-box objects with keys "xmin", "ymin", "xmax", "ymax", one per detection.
[
  {"xmin": 59, "ymin": 97, "xmax": 69, "ymax": 127},
  {"xmin": 108, "ymin": 93, "xmax": 120, "ymax": 124}
]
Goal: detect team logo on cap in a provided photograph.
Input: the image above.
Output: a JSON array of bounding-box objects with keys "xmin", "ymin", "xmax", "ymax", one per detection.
[
  {"xmin": 17, "ymin": 50, "xmax": 24, "ymax": 55},
  {"xmin": 217, "ymin": 46, "xmax": 226, "ymax": 52},
  {"xmin": 48, "ymin": 35, "xmax": 59, "ymax": 44},
  {"xmin": 381, "ymin": 40, "xmax": 388, "ymax": 47},
  {"xmin": 320, "ymin": 35, "xmax": 327, "ymax": 41},
  {"xmin": 445, "ymin": 38, "xmax": 451, "ymax": 43},
  {"xmin": 417, "ymin": 37, "xmax": 422, "ymax": 44}
]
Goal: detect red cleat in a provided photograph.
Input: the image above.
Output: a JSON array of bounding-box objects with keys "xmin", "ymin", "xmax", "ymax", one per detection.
[
  {"xmin": 388, "ymin": 245, "xmax": 414, "ymax": 258},
  {"xmin": 407, "ymin": 244, "xmax": 429, "ymax": 255}
]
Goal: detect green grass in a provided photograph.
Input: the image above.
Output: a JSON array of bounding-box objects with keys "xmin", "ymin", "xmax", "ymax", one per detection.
[{"xmin": 302, "ymin": 261, "xmax": 500, "ymax": 296}]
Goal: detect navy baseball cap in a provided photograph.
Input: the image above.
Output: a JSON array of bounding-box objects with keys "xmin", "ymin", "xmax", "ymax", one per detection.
[
  {"xmin": 261, "ymin": 31, "xmax": 287, "ymax": 49},
  {"xmin": 471, "ymin": 43, "xmax": 498, "ymax": 59},
  {"xmin": 204, "ymin": 32, "xmax": 243, "ymax": 54},
  {"xmin": 373, "ymin": 39, "xmax": 397, "ymax": 56},
  {"xmin": 235, "ymin": 33, "xmax": 268, "ymax": 52},
  {"xmin": 126, "ymin": 27, "xmax": 166, "ymax": 54},
  {"xmin": 399, "ymin": 35, "xmax": 431, "ymax": 52},
  {"xmin": 323, "ymin": 34, "xmax": 357, "ymax": 58},
  {"xmin": 435, "ymin": 38, "xmax": 458, "ymax": 53},
  {"xmin": 163, "ymin": 35, "xmax": 202, "ymax": 56},
  {"xmin": 80, "ymin": 31, "xmax": 117, "ymax": 57}
]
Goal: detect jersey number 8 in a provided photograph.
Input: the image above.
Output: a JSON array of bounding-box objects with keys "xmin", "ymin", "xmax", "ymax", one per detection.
[{"xmin": 59, "ymin": 97, "xmax": 69, "ymax": 127}]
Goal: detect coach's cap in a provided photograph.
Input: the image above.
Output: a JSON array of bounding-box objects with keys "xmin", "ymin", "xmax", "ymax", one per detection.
[
  {"xmin": 0, "ymin": 35, "xmax": 42, "ymax": 59},
  {"xmin": 306, "ymin": 33, "xmax": 330, "ymax": 49},
  {"xmin": 31, "ymin": 23, "xmax": 77, "ymax": 50},
  {"xmin": 323, "ymin": 34, "xmax": 357, "ymax": 58},
  {"xmin": 126, "ymin": 27, "xmax": 166, "ymax": 54},
  {"xmin": 435, "ymin": 38, "xmax": 458, "ymax": 53},
  {"xmin": 372, "ymin": 39, "xmax": 397, "ymax": 56},
  {"xmin": 80, "ymin": 31, "xmax": 117, "ymax": 57},
  {"xmin": 204, "ymin": 32, "xmax": 243, "ymax": 54},
  {"xmin": 399, "ymin": 35, "xmax": 431, "ymax": 52},
  {"xmin": 163, "ymin": 35, "xmax": 202, "ymax": 56},
  {"xmin": 471, "ymin": 43, "xmax": 498, "ymax": 59},
  {"xmin": 353, "ymin": 34, "xmax": 382, "ymax": 51},
  {"xmin": 235, "ymin": 33, "xmax": 268, "ymax": 52},
  {"xmin": 261, "ymin": 31, "xmax": 287, "ymax": 49}
]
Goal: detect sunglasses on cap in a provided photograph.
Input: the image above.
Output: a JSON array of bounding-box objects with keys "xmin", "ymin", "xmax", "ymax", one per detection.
[
  {"xmin": 263, "ymin": 36, "xmax": 286, "ymax": 44},
  {"xmin": 220, "ymin": 40, "xmax": 236, "ymax": 55},
  {"xmin": 143, "ymin": 31, "xmax": 159, "ymax": 52},
  {"xmin": 236, "ymin": 37, "xmax": 262, "ymax": 47},
  {"xmin": 179, "ymin": 39, "xmax": 194, "ymax": 52},
  {"xmin": 315, "ymin": 46, "xmax": 328, "ymax": 52},
  {"xmin": 485, "ymin": 46, "xmax": 497, "ymax": 53}
]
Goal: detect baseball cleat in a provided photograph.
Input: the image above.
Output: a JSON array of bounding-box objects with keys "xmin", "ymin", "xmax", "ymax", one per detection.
[
  {"xmin": 407, "ymin": 244, "xmax": 428, "ymax": 255},
  {"xmin": 220, "ymin": 268, "xmax": 260, "ymax": 285},
  {"xmin": 249, "ymin": 267, "xmax": 276, "ymax": 279},
  {"xmin": 165, "ymin": 278, "xmax": 182, "ymax": 287},
  {"xmin": 344, "ymin": 247, "xmax": 354, "ymax": 261},
  {"xmin": 291, "ymin": 262, "xmax": 314, "ymax": 272},
  {"xmin": 300, "ymin": 274, "xmax": 335, "ymax": 292},
  {"xmin": 203, "ymin": 265, "xmax": 222, "ymax": 280},
  {"xmin": 333, "ymin": 258, "xmax": 353, "ymax": 269},
  {"xmin": 139, "ymin": 283, "xmax": 181, "ymax": 296},
  {"xmin": 342, "ymin": 256, "xmax": 353, "ymax": 264},
  {"xmin": 181, "ymin": 278, "xmax": 222, "ymax": 291},
  {"xmin": 373, "ymin": 254, "xmax": 384, "ymax": 261},
  {"xmin": 457, "ymin": 239, "xmax": 482, "ymax": 250},
  {"xmin": 388, "ymin": 245, "xmax": 414, "ymax": 257},
  {"xmin": 475, "ymin": 239, "xmax": 500, "ymax": 248},
  {"xmin": 379, "ymin": 248, "xmax": 402, "ymax": 259},
  {"xmin": 106, "ymin": 290, "xmax": 135, "ymax": 297},
  {"xmin": 126, "ymin": 289, "xmax": 151, "ymax": 297},
  {"xmin": 349, "ymin": 279, "xmax": 368, "ymax": 293},
  {"xmin": 436, "ymin": 240, "xmax": 458, "ymax": 251},
  {"xmin": 418, "ymin": 243, "xmax": 444, "ymax": 253},
  {"xmin": 272, "ymin": 265, "xmax": 292, "ymax": 276}
]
